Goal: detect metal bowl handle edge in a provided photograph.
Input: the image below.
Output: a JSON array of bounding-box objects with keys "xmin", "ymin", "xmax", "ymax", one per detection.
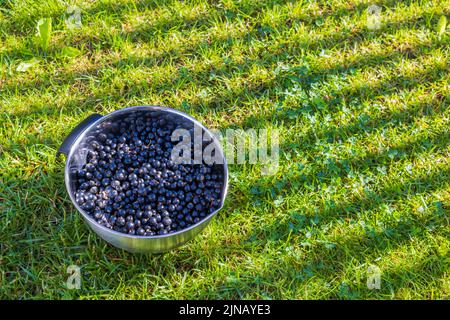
[{"xmin": 57, "ymin": 114, "xmax": 103, "ymax": 157}]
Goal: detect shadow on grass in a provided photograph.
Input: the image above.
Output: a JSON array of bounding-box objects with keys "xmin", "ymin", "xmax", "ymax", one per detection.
[
  {"xmin": 193, "ymin": 166, "xmax": 448, "ymax": 298},
  {"xmin": 1, "ymin": 1, "xmax": 440, "ymax": 104},
  {"xmin": 245, "ymin": 164, "xmax": 449, "ymax": 241},
  {"xmin": 346, "ymin": 254, "xmax": 448, "ymax": 299},
  {"xmin": 2, "ymin": 35, "xmax": 445, "ymax": 125}
]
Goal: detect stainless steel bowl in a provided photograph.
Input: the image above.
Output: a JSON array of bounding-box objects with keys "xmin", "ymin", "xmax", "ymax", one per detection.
[{"xmin": 58, "ymin": 106, "xmax": 228, "ymax": 253}]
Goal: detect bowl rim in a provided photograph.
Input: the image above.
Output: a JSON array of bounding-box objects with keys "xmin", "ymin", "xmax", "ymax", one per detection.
[{"xmin": 64, "ymin": 105, "xmax": 229, "ymax": 240}]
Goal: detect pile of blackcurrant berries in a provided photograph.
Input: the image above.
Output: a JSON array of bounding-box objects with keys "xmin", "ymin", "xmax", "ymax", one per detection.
[{"xmin": 73, "ymin": 115, "xmax": 224, "ymax": 236}]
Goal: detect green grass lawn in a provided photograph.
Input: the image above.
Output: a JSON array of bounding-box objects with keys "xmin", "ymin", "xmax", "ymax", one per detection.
[{"xmin": 0, "ymin": 0, "xmax": 449, "ymax": 299}]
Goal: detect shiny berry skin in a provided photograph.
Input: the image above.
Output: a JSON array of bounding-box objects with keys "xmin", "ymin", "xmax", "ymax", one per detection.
[
  {"xmin": 162, "ymin": 217, "xmax": 172, "ymax": 226},
  {"xmin": 126, "ymin": 222, "xmax": 135, "ymax": 230},
  {"xmin": 116, "ymin": 217, "xmax": 126, "ymax": 226}
]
